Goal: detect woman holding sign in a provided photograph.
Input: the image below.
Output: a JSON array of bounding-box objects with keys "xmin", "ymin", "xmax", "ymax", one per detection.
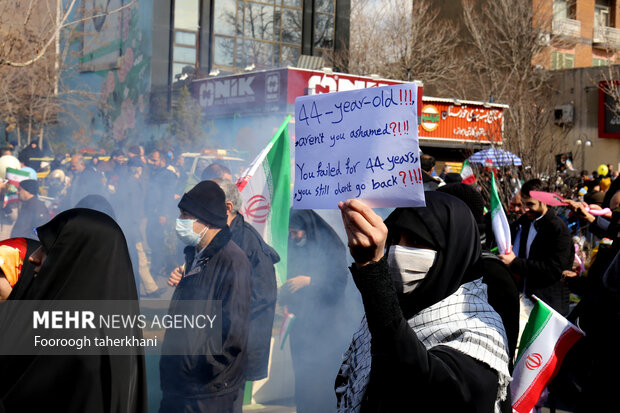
[{"xmin": 335, "ymin": 192, "xmax": 511, "ymax": 412}]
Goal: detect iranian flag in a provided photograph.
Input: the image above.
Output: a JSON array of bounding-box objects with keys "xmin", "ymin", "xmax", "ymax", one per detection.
[
  {"xmin": 237, "ymin": 116, "xmax": 291, "ymax": 285},
  {"xmin": 278, "ymin": 309, "xmax": 296, "ymax": 350},
  {"xmin": 490, "ymin": 171, "xmax": 511, "ymax": 255},
  {"xmin": 511, "ymin": 296, "xmax": 584, "ymax": 413},
  {"xmin": 4, "ymin": 167, "xmax": 31, "ymax": 206},
  {"xmin": 460, "ymin": 159, "xmax": 475, "ymax": 184}
]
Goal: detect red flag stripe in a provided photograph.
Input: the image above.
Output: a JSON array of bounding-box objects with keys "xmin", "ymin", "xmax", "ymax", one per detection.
[
  {"xmin": 513, "ymin": 327, "xmax": 583, "ymax": 412},
  {"xmin": 462, "ymin": 175, "xmax": 476, "ymax": 185}
]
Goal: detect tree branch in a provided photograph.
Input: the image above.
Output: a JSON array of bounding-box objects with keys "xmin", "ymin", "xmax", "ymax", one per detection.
[
  {"xmin": 1, "ymin": 0, "xmax": 136, "ymax": 68},
  {"xmin": 62, "ymin": 0, "xmax": 137, "ymax": 29}
]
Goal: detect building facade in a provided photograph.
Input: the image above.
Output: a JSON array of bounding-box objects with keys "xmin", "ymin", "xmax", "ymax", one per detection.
[
  {"xmin": 152, "ymin": 0, "xmax": 349, "ymax": 85},
  {"xmin": 538, "ymin": 0, "xmax": 620, "ymax": 69},
  {"xmin": 553, "ymin": 66, "xmax": 620, "ymax": 172},
  {"xmin": 56, "ymin": 0, "xmax": 349, "ymax": 154}
]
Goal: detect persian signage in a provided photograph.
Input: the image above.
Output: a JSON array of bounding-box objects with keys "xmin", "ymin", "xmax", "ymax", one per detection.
[{"xmin": 192, "ymin": 68, "xmax": 506, "ymax": 144}]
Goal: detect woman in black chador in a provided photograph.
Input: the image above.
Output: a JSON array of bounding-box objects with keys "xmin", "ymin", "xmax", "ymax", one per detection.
[
  {"xmin": 336, "ymin": 192, "xmax": 511, "ymax": 413},
  {"xmin": 0, "ymin": 208, "xmax": 148, "ymax": 413},
  {"xmin": 282, "ymin": 209, "xmax": 349, "ymax": 413}
]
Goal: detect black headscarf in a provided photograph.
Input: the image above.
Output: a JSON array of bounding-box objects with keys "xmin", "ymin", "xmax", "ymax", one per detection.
[
  {"xmin": 384, "ymin": 191, "xmax": 481, "ymax": 318},
  {"xmin": 288, "ymin": 209, "xmax": 347, "ymax": 281},
  {"xmin": 289, "ymin": 209, "xmax": 344, "ymax": 252},
  {"xmin": 286, "ymin": 209, "xmax": 348, "ymax": 312},
  {"xmin": 24, "ymin": 208, "xmax": 134, "ymax": 300},
  {"xmin": 0, "ymin": 208, "xmax": 147, "ymax": 413},
  {"xmin": 75, "ymin": 194, "xmax": 117, "ymax": 221}
]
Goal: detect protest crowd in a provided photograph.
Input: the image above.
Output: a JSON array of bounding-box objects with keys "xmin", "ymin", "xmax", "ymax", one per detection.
[{"xmin": 0, "ymin": 137, "xmax": 618, "ymax": 413}]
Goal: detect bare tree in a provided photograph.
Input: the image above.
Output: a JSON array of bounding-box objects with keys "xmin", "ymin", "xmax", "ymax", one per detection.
[
  {"xmin": 0, "ymin": 1, "xmax": 134, "ymax": 149},
  {"xmin": 215, "ymin": 3, "xmax": 303, "ymax": 71},
  {"xmin": 457, "ymin": 0, "xmax": 572, "ymax": 178},
  {"xmin": 326, "ymin": 0, "xmax": 460, "ymax": 88},
  {"xmin": 330, "ymin": 0, "xmax": 571, "ymax": 186},
  {"xmin": 0, "ymin": 0, "xmax": 135, "ymax": 67}
]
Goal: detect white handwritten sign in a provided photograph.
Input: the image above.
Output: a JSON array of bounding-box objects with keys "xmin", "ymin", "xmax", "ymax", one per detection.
[{"xmin": 293, "ymin": 84, "xmax": 424, "ymax": 209}]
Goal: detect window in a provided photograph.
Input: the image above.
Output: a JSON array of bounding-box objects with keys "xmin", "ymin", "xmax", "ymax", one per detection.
[
  {"xmin": 595, "ymin": 3, "xmax": 611, "ymax": 28},
  {"xmin": 553, "ymin": 0, "xmax": 567, "ymax": 19},
  {"xmin": 553, "ymin": 0, "xmax": 575, "ymax": 19},
  {"xmin": 550, "ymin": 51, "xmax": 575, "ymax": 69},
  {"xmin": 280, "ymin": 7, "xmax": 302, "ymax": 44},
  {"xmin": 593, "ymin": 57, "xmax": 612, "ymax": 66},
  {"xmin": 244, "ymin": 2, "xmax": 275, "ymax": 41},
  {"xmin": 172, "ymin": 0, "xmax": 200, "ymax": 81},
  {"xmin": 213, "ymin": 0, "xmax": 237, "ymax": 36},
  {"xmin": 211, "ymin": 0, "xmax": 303, "ymax": 72},
  {"xmin": 214, "ymin": 36, "xmax": 235, "ymax": 66},
  {"xmin": 313, "ymin": 0, "xmax": 335, "ymax": 54}
]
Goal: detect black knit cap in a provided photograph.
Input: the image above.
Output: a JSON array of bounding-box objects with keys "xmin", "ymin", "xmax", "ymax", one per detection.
[
  {"xmin": 19, "ymin": 179, "xmax": 38, "ymax": 195},
  {"xmin": 178, "ymin": 180, "xmax": 227, "ymax": 228}
]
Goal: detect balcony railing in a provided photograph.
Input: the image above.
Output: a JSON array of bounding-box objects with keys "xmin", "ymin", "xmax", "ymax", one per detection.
[
  {"xmin": 552, "ymin": 18, "xmax": 581, "ymax": 38},
  {"xmin": 593, "ymin": 25, "xmax": 620, "ymax": 48}
]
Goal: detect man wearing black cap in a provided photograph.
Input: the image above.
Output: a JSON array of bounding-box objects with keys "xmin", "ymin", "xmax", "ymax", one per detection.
[
  {"xmin": 11, "ymin": 179, "xmax": 49, "ymax": 238},
  {"xmin": 160, "ymin": 180, "xmax": 251, "ymax": 413}
]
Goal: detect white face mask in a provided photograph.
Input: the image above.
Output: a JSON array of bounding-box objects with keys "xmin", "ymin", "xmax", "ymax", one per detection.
[
  {"xmin": 387, "ymin": 245, "xmax": 437, "ymax": 294},
  {"xmin": 176, "ymin": 218, "xmax": 208, "ymax": 247}
]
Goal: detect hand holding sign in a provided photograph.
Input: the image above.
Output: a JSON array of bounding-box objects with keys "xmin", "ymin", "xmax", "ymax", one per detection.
[
  {"xmin": 294, "ymin": 83, "xmax": 424, "ymax": 209},
  {"xmin": 339, "ymin": 199, "xmax": 388, "ymax": 267}
]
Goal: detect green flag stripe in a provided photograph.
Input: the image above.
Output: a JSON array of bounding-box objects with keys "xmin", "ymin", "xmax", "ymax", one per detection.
[
  {"xmin": 6, "ymin": 168, "xmax": 30, "ymax": 178},
  {"xmin": 490, "ymin": 172, "xmax": 502, "ymax": 219},
  {"xmin": 515, "ymin": 301, "xmax": 553, "ymax": 362},
  {"xmin": 267, "ymin": 115, "xmax": 291, "ymax": 284}
]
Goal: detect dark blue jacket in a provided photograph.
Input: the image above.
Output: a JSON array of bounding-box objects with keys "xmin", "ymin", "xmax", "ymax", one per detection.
[
  {"xmin": 160, "ymin": 227, "xmax": 251, "ymax": 405},
  {"xmin": 229, "ymin": 214, "xmax": 279, "ymax": 381},
  {"xmin": 510, "ymin": 209, "xmax": 573, "ymax": 315}
]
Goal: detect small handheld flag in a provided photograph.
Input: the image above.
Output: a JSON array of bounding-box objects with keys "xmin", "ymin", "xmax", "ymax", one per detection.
[
  {"xmin": 460, "ymin": 159, "xmax": 475, "ymax": 185},
  {"xmin": 511, "ymin": 296, "xmax": 584, "ymax": 413},
  {"xmin": 278, "ymin": 310, "xmax": 296, "ymax": 350},
  {"xmin": 490, "ymin": 172, "xmax": 511, "ymax": 255}
]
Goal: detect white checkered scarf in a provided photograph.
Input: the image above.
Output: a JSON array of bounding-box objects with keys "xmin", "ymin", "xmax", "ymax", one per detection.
[{"xmin": 336, "ymin": 278, "xmax": 511, "ymax": 413}]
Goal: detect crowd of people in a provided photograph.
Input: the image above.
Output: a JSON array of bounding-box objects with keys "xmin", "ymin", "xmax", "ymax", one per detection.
[
  {"xmin": 0, "ymin": 143, "xmax": 217, "ymax": 298},
  {"xmin": 0, "ymin": 141, "xmax": 617, "ymax": 412},
  {"xmin": 424, "ymin": 155, "xmax": 620, "ymax": 412}
]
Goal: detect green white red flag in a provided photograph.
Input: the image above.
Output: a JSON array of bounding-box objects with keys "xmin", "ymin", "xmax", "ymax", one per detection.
[
  {"xmin": 490, "ymin": 171, "xmax": 511, "ymax": 255},
  {"xmin": 278, "ymin": 309, "xmax": 296, "ymax": 350},
  {"xmin": 460, "ymin": 159, "xmax": 475, "ymax": 184},
  {"xmin": 4, "ymin": 167, "xmax": 31, "ymax": 206},
  {"xmin": 237, "ymin": 116, "xmax": 291, "ymax": 285},
  {"xmin": 511, "ymin": 296, "xmax": 584, "ymax": 413}
]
